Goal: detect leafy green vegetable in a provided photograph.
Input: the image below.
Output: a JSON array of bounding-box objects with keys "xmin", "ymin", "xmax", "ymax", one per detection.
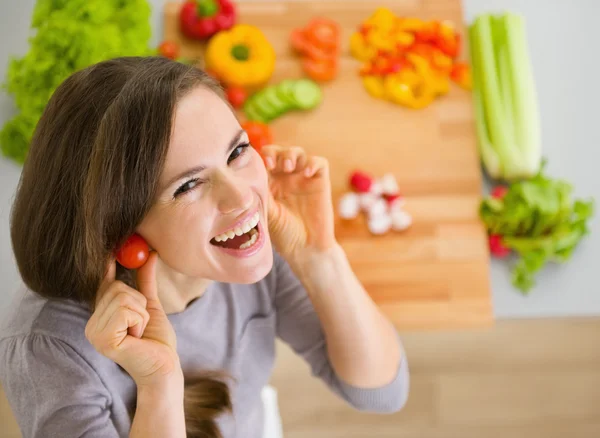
[
  {"xmin": 1, "ymin": 0, "xmax": 153, "ymax": 164},
  {"xmin": 469, "ymin": 13, "xmax": 541, "ymax": 181},
  {"xmin": 480, "ymin": 165, "xmax": 594, "ymax": 293}
]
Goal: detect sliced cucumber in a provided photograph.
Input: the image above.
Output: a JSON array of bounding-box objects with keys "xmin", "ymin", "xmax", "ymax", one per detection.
[
  {"xmin": 290, "ymin": 79, "xmax": 322, "ymax": 110},
  {"xmin": 263, "ymin": 86, "xmax": 292, "ymax": 113},
  {"xmin": 252, "ymin": 91, "xmax": 280, "ymax": 121},
  {"xmin": 244, "ymin": 98, "xmax": 267, "ymax": 123},
  {"xmin": 276, "ymin": 80, "xmax": 298, "ymax": 107}
]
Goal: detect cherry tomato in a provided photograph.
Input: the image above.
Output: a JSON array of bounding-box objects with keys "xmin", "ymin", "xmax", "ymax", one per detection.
[
  {"xmin": 158, "ymin": 41, "xmax": 180, "ymax": 60},
  {"xmin": 241, "ymin": 121, "xmax": 273, "ymax": 154},
  {"xmin": 115, "ymin": 234, "xmax": 150, "ymax": 270},
  {"xmin": 226, "ymin": 86, "xmax": 248, "ymax": 109}
]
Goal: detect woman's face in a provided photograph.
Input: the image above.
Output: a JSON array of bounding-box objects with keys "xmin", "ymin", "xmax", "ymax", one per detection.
[{"xmin": 137, "ymin": 86, "xmax": 273, "ymax": 284}]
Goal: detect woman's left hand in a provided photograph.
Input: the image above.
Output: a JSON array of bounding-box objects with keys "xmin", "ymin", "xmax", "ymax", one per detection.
[{"xmin": 262, "ymin": 145, "xmax": 337, "ymax": 265}]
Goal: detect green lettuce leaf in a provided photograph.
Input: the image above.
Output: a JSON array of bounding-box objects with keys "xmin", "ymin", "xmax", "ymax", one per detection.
[{"xmin": 1, "ymin": 0, "xmax": 153, "ymax": 163}]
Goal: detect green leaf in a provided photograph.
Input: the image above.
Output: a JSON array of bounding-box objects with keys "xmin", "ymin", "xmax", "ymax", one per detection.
[{"xmin": 1, "ymin": 0, "xmax": 153, "ymax": 164}]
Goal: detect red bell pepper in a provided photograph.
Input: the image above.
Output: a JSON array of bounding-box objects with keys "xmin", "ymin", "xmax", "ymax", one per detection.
[{"xmin": 179, "ymin": 0, "xmax": 236, "ymax": 40}]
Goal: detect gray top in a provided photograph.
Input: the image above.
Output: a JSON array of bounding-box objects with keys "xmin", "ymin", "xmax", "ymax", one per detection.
[{"xmin": 0, "ymin": 252, "xmax": 408, "ymax": 438}]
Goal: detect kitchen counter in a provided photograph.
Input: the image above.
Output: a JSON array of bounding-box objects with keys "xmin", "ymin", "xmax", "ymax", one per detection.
[{"xmin": 0, "ymin": 0, "xmax": 598, "ymax": 323}]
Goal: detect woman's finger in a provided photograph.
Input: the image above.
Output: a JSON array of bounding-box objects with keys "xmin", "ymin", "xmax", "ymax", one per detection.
[
  {"xmin": 95, "ymin": 291, "xmax": 150, "ymax": 336},
  {"xmin": 261, "ymin": 145, "xmax": 282, "ymax": 171},
  {"xmin": 97, "ymin": 307, "xmax": 146, "ymax": 360},
  {"xmin": 94, "ymin": 282, "xmax": 148, "ymax": 320},
  {"xmin": 304, "ymin": 155, "xmax": 329, "ymax": 178},
  {"xmin": 281, "ymin": 147, "xmax": 307, "ymax": 173}
]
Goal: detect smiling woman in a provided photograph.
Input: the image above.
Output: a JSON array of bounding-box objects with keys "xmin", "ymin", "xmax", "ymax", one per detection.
[{"xmin": 0, "ymin": 56, "xmax": 408, "ymax": 438}]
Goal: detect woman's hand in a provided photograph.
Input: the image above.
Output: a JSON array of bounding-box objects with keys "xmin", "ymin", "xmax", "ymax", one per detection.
[
  {"xmin": 262, "ymin": 145, "xmax": 337, "ymax": 265},
  {"xmin": 85, "ymin": 252, "xmax": 182, "ymax": 388}
]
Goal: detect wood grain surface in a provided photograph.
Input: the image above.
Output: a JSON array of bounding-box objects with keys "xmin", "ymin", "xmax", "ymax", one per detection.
[{"xmin": 163, "ymin": 0, "xmax": 493, "ymax": 330}]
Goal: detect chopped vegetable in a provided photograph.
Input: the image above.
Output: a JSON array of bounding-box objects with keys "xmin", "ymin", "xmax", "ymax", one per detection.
[
  {"xmin": 241, "ymin": 121, "xmax": 272, "ymax": 153},
  {"xmin": 450, "ymin": 62, "xmax": 472, "ymax": 90},
  {"xmin": 158, "ymin": 41, "xmax": 180, "ymax": 60},
  {"xmin": 291, "ymin": 18, "xmax": 341, "ymax": 82},
  {"xmin": 350, "ymin": 8, "xmax": 468, "ymax": 109},
  {"xmin": 205, "ymin": 24, "xmax": 275, "ymax": 88},
  {"xmin": 469, "ymin": 13, "xmax": 541, "ymax": 181},
  {"xmin": 179, "ymin": 0, "xmax": 236, "ymax": 40},
  {"xmin": 244, "ymin": 79, "xmax": 322, "ymax": 123},
  {"xmin": 480, "ymin": 166, "xmax": 594, "ymax": 292},
  {"xmin": 1, "ymin": 0, "xmax": 153, "ymax": 164}
]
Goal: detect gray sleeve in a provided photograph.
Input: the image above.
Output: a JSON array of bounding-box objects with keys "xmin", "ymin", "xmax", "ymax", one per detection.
[
  {"xmin": 0, "ymin": 333, "xmax": 120, "ymax": 438},
  {"xmin": 272, "ymin": 253, "xmax": 409, "ymax": 413}
]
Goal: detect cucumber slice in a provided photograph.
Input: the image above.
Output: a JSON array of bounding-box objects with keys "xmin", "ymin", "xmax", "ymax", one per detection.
[
  {"xmin": 252, "ymin": 91, "xmax": 280, "ymax": 121},
  {"xmin": 276, "ymin": 80, "xmax": 298, "ymax": 107},
  {"xmin": 244, "ymin": 98, "xmax": 267, "ymax": 123},
  {"xmin": 263, "ymin": 86, "xmax": 292, "ymax": 113},
  {"xmin": 290, "ymin": 79, "xmax": 322, "ymax": 110}
]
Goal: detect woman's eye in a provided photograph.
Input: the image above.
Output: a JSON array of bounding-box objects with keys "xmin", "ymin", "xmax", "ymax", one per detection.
[
  {"xmin": 174, "ymin": 178, "xmax": 201, "ymax": 197},
  {"xmin": 227, "ymin": 143, "xmax": 250, "ymax": 164}
]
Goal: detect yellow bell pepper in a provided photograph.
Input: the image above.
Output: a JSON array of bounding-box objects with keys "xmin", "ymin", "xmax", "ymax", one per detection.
[
  {"xmin": 205, "ymin": 24, "xmax": 276, "ymax": 88},
  {"xmin": 350, "ymin": 32, "xmax": 376, "ymax": 62},
  {"xmin": 384, "ymin": 73, "xmax": 435, "ymax": 109},
  {"xmin": 364, "ymin": 8, "xmax": 396, "ymax": 31},
  {"xmin": 362, "ymin": 76, "xmax": 385, "ymax": 99}
]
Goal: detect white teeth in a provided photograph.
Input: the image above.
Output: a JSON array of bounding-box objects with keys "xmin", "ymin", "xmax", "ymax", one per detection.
[
  {"xmin": 239, "ymin": 229, "xmax": 259, "ymax": 249},
  {"xmin": 213, "ymin": 211, "xmax": 261, "ymax": 243}
]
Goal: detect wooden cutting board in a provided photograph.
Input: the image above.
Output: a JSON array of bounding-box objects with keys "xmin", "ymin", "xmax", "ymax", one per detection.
[{"xmin": 164, "ymin": 0, "xmax": 493, "ymax": 330}]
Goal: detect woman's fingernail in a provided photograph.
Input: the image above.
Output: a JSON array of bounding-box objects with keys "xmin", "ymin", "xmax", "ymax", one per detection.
[
  {"xmin": 284, "ymin": 159, "xmax": 293, "ymax": 171},
  {"xmin": 305, "ymin": 167, "xmax": 312, "ymax": 177},
  {"xmin": 265, "ymin": 157, "xmax": 274, "ymax": 168}
]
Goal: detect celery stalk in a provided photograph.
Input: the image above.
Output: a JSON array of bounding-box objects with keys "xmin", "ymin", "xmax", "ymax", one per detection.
[
  {"xmin": 469, "ymin": 13, "xmax": 541, "ymax": 181},
  {"xmin": 469, "ymin": 23, "xmax": 502, "ymax": 178},
  {"xmin": 503, "ymin": 13, "xmax": 541, "ymax": 176}
]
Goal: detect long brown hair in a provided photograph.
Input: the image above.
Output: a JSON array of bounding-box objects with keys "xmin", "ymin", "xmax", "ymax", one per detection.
[{"xmin": 10, "ymin": 56, "xmax": 232, "ymax": 437}]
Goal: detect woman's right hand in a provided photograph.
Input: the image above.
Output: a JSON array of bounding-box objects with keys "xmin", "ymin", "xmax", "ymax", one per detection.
[{"xmin": 85, "ymin": 251, "xmax": 182, "ymax": 388}]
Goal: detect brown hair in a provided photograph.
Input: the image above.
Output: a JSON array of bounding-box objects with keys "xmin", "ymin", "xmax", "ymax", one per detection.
[{"xmin": 10, "ymin": 56, "xmax": 232, "ymax": 437}]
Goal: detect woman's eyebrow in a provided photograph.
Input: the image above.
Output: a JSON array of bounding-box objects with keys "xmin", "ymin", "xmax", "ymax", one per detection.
[{"xmin": 161, "ymin": 129, "xmax": 246, "ymax": 192}]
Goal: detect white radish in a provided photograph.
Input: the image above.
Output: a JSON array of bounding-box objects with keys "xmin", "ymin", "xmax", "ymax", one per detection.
[
  {"xmin": 359, "ymin": 193, "xmax": 378, "ymax": 212},
  {"xmin": 380, "ymin": 173, "xmax": 399, "ymax": 195},
  {"xmin": 368, "ymin": 214, "xmax": 392, "ymax": 235},
  {"xmin": 391, "ymin": 209, "xmax": 412, "ymax": 231},
  {"xmin": 338, "ymin": 193, "xmax": 360, "ymax": 220},
  {"xmin": 367, "ymin": 198, "xmax": 388, "ymax": 219},
  {"xmin": 369, "ymin": 181, "xmax": 383, "ymax": 196},
  {"xmin": 387, "ymin": 195, "xmax": 406, "ymax": 211}
]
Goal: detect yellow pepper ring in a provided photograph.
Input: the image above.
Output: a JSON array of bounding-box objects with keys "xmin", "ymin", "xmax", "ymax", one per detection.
[{"xmin": 205, "ymin": 24, "xmax": 276, "ymax": 88}]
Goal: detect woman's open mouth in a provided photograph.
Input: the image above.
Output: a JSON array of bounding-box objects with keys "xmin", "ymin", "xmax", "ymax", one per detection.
[{"xmin": 210, "ymin": 211, "xmax": 263, "ymax": 252}]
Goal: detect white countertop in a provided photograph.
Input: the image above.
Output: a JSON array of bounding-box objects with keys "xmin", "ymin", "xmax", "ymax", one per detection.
[{"xmin": 1, "ymin": 0, "xmax": 598, "ymax": 322}]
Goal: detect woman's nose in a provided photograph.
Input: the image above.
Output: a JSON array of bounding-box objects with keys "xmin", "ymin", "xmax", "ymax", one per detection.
[{"xmin": 214, "ymin": 172, "xmax": 254, "ymax": 215}]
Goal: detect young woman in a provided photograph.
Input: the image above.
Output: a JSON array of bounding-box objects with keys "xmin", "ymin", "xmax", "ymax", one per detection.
[{"xmin": 0, "ymin": 57, "xmax": 408, "ymax": 438}]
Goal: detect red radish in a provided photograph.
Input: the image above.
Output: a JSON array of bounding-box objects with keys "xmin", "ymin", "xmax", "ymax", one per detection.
[
  {"xmin": 489, "ymin": 234, "xmax": 511, "ymax": 257},
  {"xmin": 491, "ymin": 185, "xmax": 509, "ymax": 199},
  {"xmin": 349, "ymin": 171, "xmax": 373, "ymax": 193}
]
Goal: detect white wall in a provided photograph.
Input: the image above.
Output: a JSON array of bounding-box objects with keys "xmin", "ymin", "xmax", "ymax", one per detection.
[{"xmin": 1, "ymin": 0, "xmax": 599, "ymax": 322}]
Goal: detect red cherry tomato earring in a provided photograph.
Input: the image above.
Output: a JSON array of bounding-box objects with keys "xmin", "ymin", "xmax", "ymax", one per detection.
[{"xmin": 115, "ymin": 234, "xmax": 150, "ymax": 269}]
